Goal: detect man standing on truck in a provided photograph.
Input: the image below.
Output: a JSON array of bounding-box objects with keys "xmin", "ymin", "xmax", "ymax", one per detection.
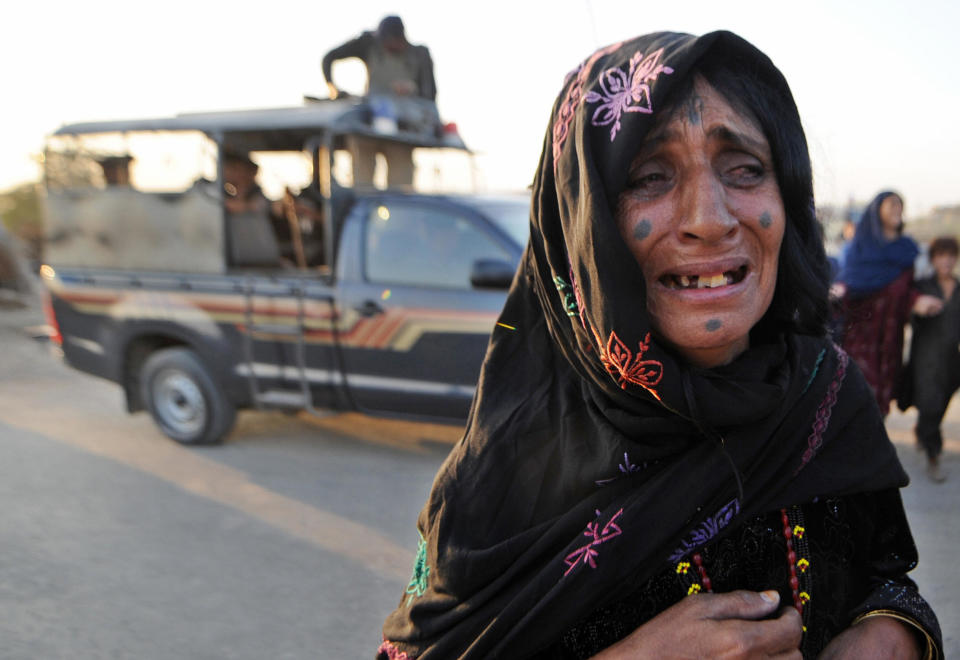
[{"xmin": 321, "ymin": 16, "xmax": 439, "ymax": 189}]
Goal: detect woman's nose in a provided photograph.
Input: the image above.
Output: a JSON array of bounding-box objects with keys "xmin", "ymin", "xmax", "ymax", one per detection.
[{"xmin": 677, "ymin": 173, "xmax": 738, "ymax": 243}]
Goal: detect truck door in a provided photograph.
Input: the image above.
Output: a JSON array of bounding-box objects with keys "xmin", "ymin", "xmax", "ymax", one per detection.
[{"xmin": 336, "ymin": 198, "xmax": 516, "ymax": 421}]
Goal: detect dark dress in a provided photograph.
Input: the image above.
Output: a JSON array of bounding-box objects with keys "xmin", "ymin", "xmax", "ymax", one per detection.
[
  {"xmin": 841, "ymin": 269, "xmax": 918, "ymax": 416},
  {"xmin": 903, "ymin": 275, "xmax": 960, "ymax": 459},
  {"xmin": 540, "ymin": 490, "xmax": 941, "ymax": 659}
]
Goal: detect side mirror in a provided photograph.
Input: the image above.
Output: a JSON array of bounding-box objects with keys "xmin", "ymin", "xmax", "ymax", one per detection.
[{"xmin": 470, "ymin": 258, "xmax": 516, "ymax": 290}]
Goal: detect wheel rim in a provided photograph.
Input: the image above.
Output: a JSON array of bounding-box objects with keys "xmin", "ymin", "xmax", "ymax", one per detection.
[{"xmin": 153, "ymin": 369, "xmax": 207, "ymax": 437}]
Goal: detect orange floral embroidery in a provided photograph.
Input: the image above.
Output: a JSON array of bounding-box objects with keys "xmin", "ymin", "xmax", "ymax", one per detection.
[{"xmin": 594, "ymin": 329, "xmax": 664, "ymax": 399}]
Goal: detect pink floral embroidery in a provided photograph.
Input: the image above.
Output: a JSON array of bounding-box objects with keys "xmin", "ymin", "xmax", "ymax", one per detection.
[
  {"xmin": 552, "ymin": 42, "xmax": 623, "ymax": 171},
  {"xmin": 593, "ymin": 328, "xmax": 664, "ymax": 400},
  {"xmin": 564, "ymin": 508, "xmax": 624, "ymax": 577},
  {"xmin": 795, "ymin": 347, "xmax": 849, "ymax": 474},
  {"xmin": 585, "ymin": 48, "xmax": 674, "ymax": 141},
  {"xmin": 378, "ymin": 639, "xmax": 410, "ymax": 660}
]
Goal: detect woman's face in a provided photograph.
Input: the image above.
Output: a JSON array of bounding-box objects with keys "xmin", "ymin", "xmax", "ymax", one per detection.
[
  {"xmin": 878, "ymin": 195, "xmax": 904, "ymax": 235},
  {"xmin": 615, "ymin": 78, "xmax": 785, "ymax": 368}
]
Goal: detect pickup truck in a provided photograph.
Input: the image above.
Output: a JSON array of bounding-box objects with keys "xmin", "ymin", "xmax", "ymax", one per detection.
[{"xmin": 40, "ymin": 100, "xmax": 528, "ymax": 444}]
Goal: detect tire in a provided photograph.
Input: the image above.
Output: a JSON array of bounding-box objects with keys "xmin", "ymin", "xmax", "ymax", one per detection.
[{"xmin": 139, "ymin": 347, "xmax": 236, "ymax": 444}]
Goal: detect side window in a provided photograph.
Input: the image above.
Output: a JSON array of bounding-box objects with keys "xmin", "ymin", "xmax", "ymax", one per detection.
[{"xmin": 365, "ymin": 203, "xmax": 512, "ymax": 289}]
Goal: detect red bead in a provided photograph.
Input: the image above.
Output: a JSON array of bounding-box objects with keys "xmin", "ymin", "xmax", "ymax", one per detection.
[
  {"xmin": 787, "ymin": 550, "xmax": 797, "ymax": 564},
  {"xmin": 703, "ymin": 577, "xmax": 712, "ymax": 591},
  {"xmin": 783, "ymin": 526, "xmax": 792, "ymax": 539},
  {"xmin": 790, "ymin": 576, "xmax": 799, "ymax": 590}
]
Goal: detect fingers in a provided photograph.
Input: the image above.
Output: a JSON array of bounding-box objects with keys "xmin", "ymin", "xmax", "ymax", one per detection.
[
  {"xmin": 712, "ymin": 605, "xmax": 803, "ymax": 658},
  {"xmin": 754, "ymin": 606, "xmax": 804, "ymax": 654},
  {"xmin": 611, "ymin": 592, "xmax": 802, "ymax": 659},
  {"xmin": 697, "ymin": 589, "xmax": 783, "ymax": 621}
]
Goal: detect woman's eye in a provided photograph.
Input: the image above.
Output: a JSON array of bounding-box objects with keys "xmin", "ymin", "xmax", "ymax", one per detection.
[
  {"xmin": 625, "ymin": 166, "xmax": 672, "ymax": 197},
  {"xmin": 729, "ymin": 165, "xmax": 763, "ymax": 183},
  {"xmin": 633, "ymin": 173, "xmax": 666, "ymax": 186},
  {"xmin": 719, "ymin": 155, "xmax": 767, "ymax": 188}
]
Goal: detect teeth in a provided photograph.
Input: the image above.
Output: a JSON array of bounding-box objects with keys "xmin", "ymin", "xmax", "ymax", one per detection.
[
  {"xmin": 697, "ymin": 273, "xmax": 728, "ymax": 289},
  {"xmin": 666, "ymin": 270, "xmax": 739, "ymax": 290}
]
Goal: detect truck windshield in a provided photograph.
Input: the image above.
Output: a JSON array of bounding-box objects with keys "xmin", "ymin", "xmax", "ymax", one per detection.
[{"xmin": 465, "ymin": 198, "xmax": 530, "ymax": 247}]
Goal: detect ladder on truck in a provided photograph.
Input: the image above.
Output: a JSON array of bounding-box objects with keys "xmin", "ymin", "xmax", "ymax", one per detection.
[{"xmin": 240, "ymin": 277, "xmax": 329, "ymax": 416}]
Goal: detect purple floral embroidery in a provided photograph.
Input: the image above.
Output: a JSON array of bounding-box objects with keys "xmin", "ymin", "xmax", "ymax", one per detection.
[
  {"xmin": 795, "ymin": 346, "xmax": 849, "ymax": 474},
  {"xmin": 585, "ymin": 48, "xmax": 674, "ymax": 141},
  {"xmin": 552, "ymin": 42, "xmax": 623, "ymax": 171},
  {"xmin": 667, "ymin": 498, "xmax": 741, "ymax": 562},
  {"xmin": 564, "ymin": 508, "xmax": 624, "ymax": 577},
  {"xmin": 596, "ymin": 452, "xmax": 645, "ymax": 486}
]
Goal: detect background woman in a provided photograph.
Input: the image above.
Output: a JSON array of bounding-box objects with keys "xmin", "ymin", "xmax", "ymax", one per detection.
[
  {"xmin": 378, "ymin": 31, "xmax": 941, "ymax": 659},
  {"xmin": 836, "ymin": 191, "xmax": 941, "ymax": 416},
  {"xmin": 900, "ymin": 236, "xmax": 960, "ymax": 482}
]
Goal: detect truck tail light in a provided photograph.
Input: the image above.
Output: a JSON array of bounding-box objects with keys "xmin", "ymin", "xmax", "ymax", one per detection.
[{"xmin": 42, "ymin": 290, "xmax": 63, "ymax": 347}]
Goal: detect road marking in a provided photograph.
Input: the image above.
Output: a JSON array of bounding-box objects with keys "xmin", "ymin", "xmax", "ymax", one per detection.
[{"xmin": 0, "ymin": 387, "xmax": 416, "ymax": 582}]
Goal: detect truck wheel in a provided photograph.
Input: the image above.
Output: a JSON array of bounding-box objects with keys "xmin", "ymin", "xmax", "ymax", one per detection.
[{"xmin": 140, "ymin": 347, "xmax": 236, "ymax": 444}]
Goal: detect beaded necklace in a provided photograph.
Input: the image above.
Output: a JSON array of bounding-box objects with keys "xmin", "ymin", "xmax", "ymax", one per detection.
[{"xmin": 676, "ymin": 505, "xmax": 812, "ymax": 630}]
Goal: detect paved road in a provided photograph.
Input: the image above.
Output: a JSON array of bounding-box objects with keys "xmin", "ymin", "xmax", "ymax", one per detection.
[
  {"xmin": 0, "ymin": 300, "xmax": 457, "ymax": 659},
  {"xmin": 0, "ymin": 297, "xmax": 956, "ymax": 657}
]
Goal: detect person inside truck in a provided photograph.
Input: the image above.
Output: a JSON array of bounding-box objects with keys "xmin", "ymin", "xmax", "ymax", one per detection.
[
  {"xmin": 96, "ymin": 155, "xmax": 133, "ymax": 187},
  {"xmin": 222, "ymin": 151, "xmax": 283, "ymax": 268},
  {"xmin": 322, "ymin": 15, "xmax": 439, "ymax": 189},
  {"xmin": 377, "ymin": 31, "xmax": 942, "ymax": 659},
  {"xmin": 223, "ymin": 151, "xmax": 271, "ymax": 215}
]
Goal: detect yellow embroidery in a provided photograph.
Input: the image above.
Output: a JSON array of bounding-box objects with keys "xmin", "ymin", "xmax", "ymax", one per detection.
[
  {"xmin": 793, "ymin": 525, "xmax": 805, "ymax": 539},
  {"xmin": 797, "ymin": 558, "xmax": 810, "ymax": 573},
  {"xmin": 676, "ymin": 561, "xmax": 690, "ymax": 574},
  {"xmin": 800, "ymin": 591, "xmax": 810, "ymax": 604},
  {"xmin": 687, "ymin": 584, "xmax": 701, "ymax": 595}
]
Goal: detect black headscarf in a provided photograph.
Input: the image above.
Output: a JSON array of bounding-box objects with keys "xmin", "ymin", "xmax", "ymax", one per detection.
[{"xmin": 380, "ymin": 31, "xmax": 907, "ymax": 659}]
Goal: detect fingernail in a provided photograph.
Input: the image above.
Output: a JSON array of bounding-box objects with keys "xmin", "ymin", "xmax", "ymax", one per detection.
[{"xmin": 760, "ymin": 590, "xmax": 780, "ymax": 604}]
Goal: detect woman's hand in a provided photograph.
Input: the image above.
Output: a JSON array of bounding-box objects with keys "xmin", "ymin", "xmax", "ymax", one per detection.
[
  {"xmin": 591, "ymin": 590, "xmax": 802, "ymax": 659},
  {"xmin": 817, "ymin": 615, "xmax": 920, "ymax": 660},
  {"xmin": 913, "ymin": 294, "xmax": 944, "ymax": 316}
]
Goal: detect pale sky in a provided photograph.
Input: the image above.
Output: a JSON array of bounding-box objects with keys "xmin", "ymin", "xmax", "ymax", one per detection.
[{"xmin": 4, "ymin": 0, "xmax": 959, "ymax": 215}]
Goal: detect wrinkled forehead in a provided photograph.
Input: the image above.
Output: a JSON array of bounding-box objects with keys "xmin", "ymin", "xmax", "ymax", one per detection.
[{"xmin": 631, "ymin": 76, "xmax": 767, "ymax": 161}]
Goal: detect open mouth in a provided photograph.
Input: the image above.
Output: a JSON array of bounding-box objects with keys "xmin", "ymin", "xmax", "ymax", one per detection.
[{"xmin": 659, "ymin": 265, "xmax": 749, "ymax": 290}]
